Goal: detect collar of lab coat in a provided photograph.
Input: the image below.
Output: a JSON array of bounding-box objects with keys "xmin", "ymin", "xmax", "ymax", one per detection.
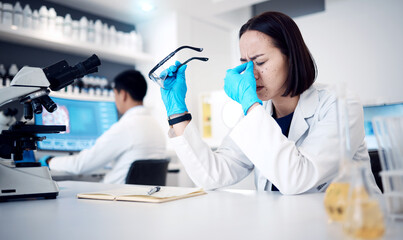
[
  {"xmin": 121, "ymin": 105, "xmax": 148, "ymax": 119},
  {"xmin": 263, "ymin": 84, "xmax": 318, "ymax": 142}
]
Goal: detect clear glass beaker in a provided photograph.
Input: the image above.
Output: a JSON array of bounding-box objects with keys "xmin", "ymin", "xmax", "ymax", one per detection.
[{"xmin": 324, "ymin": 85, "xmax": 353, "ymax": 222}]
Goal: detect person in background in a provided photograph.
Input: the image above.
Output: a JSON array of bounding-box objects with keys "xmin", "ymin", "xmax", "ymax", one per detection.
[
  {"xmin": 159, "ymin": 11, "xmax": 379, "ymax": 194},
  {"xmin": 39, "ymin": 70, "xmax": 166, "ymax": 184}
]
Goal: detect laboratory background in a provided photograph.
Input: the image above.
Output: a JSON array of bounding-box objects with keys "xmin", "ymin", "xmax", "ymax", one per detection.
[{"xmin": 1, "ymin": 0, "xmax": 403, "ymax": 239}]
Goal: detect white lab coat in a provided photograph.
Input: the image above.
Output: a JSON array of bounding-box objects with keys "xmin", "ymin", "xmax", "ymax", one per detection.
[
  {"xmin": 169, "ymin": 83, "xmax": 379, "ymax": 194},
  {"xmin": 49, "ymin": 106, "xmax": 167, "ymax": 184}
]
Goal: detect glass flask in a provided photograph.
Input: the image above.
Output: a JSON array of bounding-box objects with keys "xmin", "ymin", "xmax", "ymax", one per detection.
[
  {"xmin": 324, "ymin": 165, "xmax": 351, "ymax": 222},
  {"xmin": 342, "ymin": 162, "xmax": 385, "ymax": 239},
  {"xmin": 324, "ymin": 85, "xmax": 353, "ymax": 222}
]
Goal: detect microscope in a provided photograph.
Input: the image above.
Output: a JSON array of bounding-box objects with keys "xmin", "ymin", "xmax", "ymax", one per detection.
[{"xmin": 0, "ymin": 54, "xmax": 101, "ymax": 201}]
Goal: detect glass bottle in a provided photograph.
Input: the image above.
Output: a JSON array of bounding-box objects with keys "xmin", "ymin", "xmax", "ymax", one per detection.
[
  {"xmin": 324, "ymin": 84, "xmax": 353, "ymax": 222},
  {"xmin": 342, "ymin": 162, "xmax": 385, "ymax": 238}
]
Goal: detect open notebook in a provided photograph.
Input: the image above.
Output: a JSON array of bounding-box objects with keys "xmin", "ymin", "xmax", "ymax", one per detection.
[{"xmin": 77, "ymin": 186, "xmax": 206, "ymax": 203}]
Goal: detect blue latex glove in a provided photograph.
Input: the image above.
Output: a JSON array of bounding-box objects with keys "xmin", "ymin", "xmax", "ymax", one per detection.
[
  {"xmin": 160, "ymin": 61, "xmax": 188, "ymax": 117},
  {"xmin": 38, "ymin": 155, "xmax": 53, "ymax": 167},
  {"xmin": 224, "ymin": 61, "xmax": 262, "ymax": 115}
]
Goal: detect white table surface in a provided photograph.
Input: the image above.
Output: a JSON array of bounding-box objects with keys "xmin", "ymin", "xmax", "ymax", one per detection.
[{"xmin": 0, "ymin": 181, "xmax": 402, "ymax": 240}]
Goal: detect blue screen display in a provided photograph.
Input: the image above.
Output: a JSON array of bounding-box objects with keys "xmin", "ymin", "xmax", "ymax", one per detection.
[
  {"xmin": 363, "ymin": 103, "xmax": 403, "ymax": 150},
  {"xmin": 35, "ymin": 97, "xmax": 118, "ymax": 151}
]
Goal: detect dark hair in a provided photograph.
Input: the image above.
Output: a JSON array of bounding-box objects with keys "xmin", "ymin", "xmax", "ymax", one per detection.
[
  {"xmin": 239, "ymin": 11, "xmax": 317, "ymax": 97},
  {"xmin": 113, "ymin": 69, "xmax": 147, "ymax": 101}
]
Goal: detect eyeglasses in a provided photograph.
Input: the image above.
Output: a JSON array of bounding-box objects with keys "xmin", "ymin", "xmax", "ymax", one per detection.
[{"xmin": 148, "ymin": 45, "xmax": 208, "ymax": 88}]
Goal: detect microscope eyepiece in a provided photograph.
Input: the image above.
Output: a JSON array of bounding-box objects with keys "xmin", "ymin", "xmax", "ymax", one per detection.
[
  {"xmin": 43, "ymin": 54, "xmax": 101, "ymax": 91},
  {"xmin": 78, "ymin": 54, "xmax": 101, "ymax": 75}
]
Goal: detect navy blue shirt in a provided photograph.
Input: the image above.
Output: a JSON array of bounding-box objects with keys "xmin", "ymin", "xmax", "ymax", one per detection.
[{"xmin": 271, "ymin": 111, "xmax": 294, "ymax": 191}]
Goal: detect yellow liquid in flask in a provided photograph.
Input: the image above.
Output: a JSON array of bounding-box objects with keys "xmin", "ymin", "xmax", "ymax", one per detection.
[{"xmin": 324, "ymin": 182, "xmax": 350, "ymax": 221}]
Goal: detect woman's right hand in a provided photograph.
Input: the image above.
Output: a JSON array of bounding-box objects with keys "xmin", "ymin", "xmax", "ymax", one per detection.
[{"xmin": 160, "ymin": 61, "xmax": 188, "ymax": 117}]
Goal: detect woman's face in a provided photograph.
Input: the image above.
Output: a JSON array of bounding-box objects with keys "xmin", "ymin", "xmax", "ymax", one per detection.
[{"xmin": 239, "ymin": 30, "xmax": 289, "ymax": 101}]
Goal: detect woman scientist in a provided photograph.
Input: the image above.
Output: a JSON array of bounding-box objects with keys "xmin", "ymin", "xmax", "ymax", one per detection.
[{"xmin": 160, "ymin": 11, "xmax": 378, "ymax": 194}]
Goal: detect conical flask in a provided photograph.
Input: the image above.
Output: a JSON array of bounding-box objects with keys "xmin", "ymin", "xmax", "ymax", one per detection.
[
  {"xmin": 324, "ymin": 84, "xmax": 353, "ymax": 222},
  {"xmin": 342, "ymin": 161, "xmax": 385, "ymax": 238}
]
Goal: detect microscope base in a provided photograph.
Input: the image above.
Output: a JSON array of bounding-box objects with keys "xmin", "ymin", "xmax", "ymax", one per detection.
[{"xmin": 0, "ymin": 163, "xmax": 59, "ymax": 201}]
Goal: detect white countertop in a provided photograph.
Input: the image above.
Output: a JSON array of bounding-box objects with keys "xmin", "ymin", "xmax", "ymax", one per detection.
[{"xmin": 0, "ymin": 181, "xmax": 402, "ymax": 240}]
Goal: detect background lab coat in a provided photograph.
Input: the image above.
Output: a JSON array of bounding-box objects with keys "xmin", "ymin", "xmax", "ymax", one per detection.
[
  {"xmin": 169, "ymin": 83, "xmax": 378, "ymax": 194},
  {"xmin": 50, "ymin": 106, "xmax": 166, "ymax": 184}
]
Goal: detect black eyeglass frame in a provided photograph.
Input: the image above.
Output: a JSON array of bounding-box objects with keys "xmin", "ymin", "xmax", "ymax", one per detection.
[{"xmin": 148, "ymin": 45, "xmax": 208, "ymax": 81}]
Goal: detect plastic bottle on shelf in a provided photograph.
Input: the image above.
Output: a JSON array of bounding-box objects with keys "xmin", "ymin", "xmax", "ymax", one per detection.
[
  {"xmin": 81, "ymin": 76, "xmax": 89, "ymax": 95},
  {"xmin": 73, "ymin": 84, "xmax": 80, "ymax": 95},
  {"xmin": 31, "ymin": 9, "xmax": 39, "ymax": 30},
  {"xmin": 79, "ymin": 16, "xmax": 88, "ymax": 42},
  {"xmin": 71, "ymin": 20, "xmax": 79, "ymax": 41},
  {"xmin": 66, "ymin": 85, "xmax": 73, "ymax": 94},
  {"xmin": 88, "ymin": 84, "xmax": 95, "ymax": 96},
  {"xmin": 0, "ymin": 2, "xmax": 3, "ymax": 25},
  {"xmin": 4, "ymin": 77, "xmax": 10, "ymax": 87},
  {"xmin": 125, "ymin": 32, "xmax": 131, "ymax": 50},
  {"xmin": 87, "ymin": 19, "xmax": 95, "ymax": 43},
  {"xmin": 136, "ymin": 33, "xmax": 143, "ymax": 53},
  {"xmin": 109, "ymin": 87, "xmax": 114, "ymax": 98},
  {"xmin": 102, "ymin": 23, "xmax": 109, "ymax": 46},
  {"xmin": 109, "ymin": 25, "xmax": 117, "ymax": 47},
  {"xmin": 124, "ymin": 32, "xmax": 130, "ymax": 49},
  {"xmin": 48, "ymin": 7, "xmax": 56, "ymax": 32},
  {"xmin": 95, "ymin": 87, "xmax": 102, "ymax": 96},
  {"xmin": 22, "ymin": 4, "xmax": 32, "ymax": 29},
  {"xmin": 2, "ymin": 3, "xmax": 13, "ymax": 26},
  {"xmin": 38, "ymin": 5, "xmax": 48, "ymax": 32},
  {"xmin": 101, "ymin": 78, "xmax": 109, "ymax": 96},
  {"xmin": 94, "ymin": 77, "xmax": 102, "ymax": 96},
  {"xmin": 75, "ymin": 78, "xmax": 84, "ymax": 95},
  {"xmin": 13, "ymin": 1, "xmax": 23, "ymax": 28},
  {"xmin": 63, "ymin": 14, "xmax": 72, "ymax": 37},
  {"xmin": 8, "ymin": 64, "xmax": 18, "ymax": 81},
  {"xmin": 94, "ymin": 19, "xmax": 103, "ymax": 45},
  {"xmin": 55, "ymin": 16, "xmax": 63, "ymax": 36},
  {"xmin": 130, "ymin": 31, "xmax": 138, "ymax": 52},
  {"xmin": 0, "ymin": 64, "xmax": 6, "ymax": 88},
  {"xmin": 116, "ymin": 31, "xmax": 123, "ymax": 48},
  {"xmin": 4, "ymin": 64, "xmax": 17, "ymax": 87}
]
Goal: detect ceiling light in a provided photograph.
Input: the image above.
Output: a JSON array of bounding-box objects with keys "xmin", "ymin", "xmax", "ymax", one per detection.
[{"xmin": 140, "ymin": 2, "xmax": 154, "ymax": 12}]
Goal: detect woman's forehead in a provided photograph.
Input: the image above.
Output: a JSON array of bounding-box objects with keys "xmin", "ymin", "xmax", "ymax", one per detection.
[{"xmin": 239, "ymin": 31, "xmax": 275, "ymax": 58}]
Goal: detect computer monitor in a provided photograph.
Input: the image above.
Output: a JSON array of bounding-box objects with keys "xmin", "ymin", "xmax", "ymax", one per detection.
[
  {"xmin": 34, "ymin": 96, "xmax": 118, "ymax": 152},
  {"xmin": 363, "ymin": 102, "xmax": 403, "ymax": 150}
]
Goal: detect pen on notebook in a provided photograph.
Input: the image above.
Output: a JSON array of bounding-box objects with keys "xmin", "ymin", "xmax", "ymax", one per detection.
[{"xmin": 147, "ymin": 186, "xmax": 161, "ymax": 195}]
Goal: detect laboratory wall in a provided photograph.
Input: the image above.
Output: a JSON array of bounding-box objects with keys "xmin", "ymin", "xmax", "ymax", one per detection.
[{"xmin": 294, "ymin": 0, "xmax": 403, "ymax": 106}]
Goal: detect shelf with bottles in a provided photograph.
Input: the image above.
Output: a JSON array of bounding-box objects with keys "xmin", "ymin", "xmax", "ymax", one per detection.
[
  {"xmin": 0, "ymin": 2, "xmax": 153, "ymax": 65},
  {"xmin": 50, "ymin": 74, "xmax": 115, "ymax": 102},
  {"xmin": 0, "ymin": 62, "xmax": 114, "ymax": 102}
]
